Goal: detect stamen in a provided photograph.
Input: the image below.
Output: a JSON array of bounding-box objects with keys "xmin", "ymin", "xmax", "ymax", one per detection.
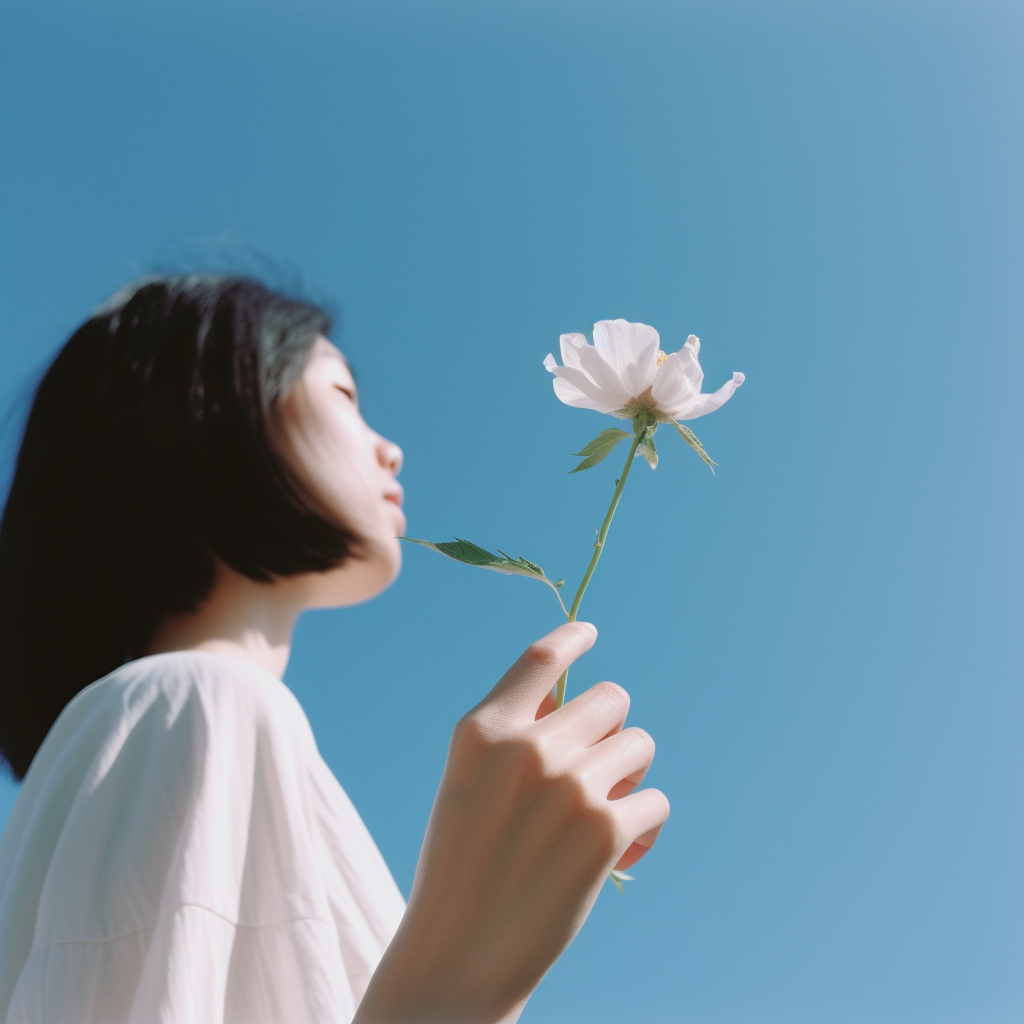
[{"xmin": 656, "ymin": 350, "xmax": 669, "ymax": 366}]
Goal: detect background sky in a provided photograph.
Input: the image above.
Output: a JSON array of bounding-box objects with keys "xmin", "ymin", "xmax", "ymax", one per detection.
[{"xmin": 0, "ymin": 1, "xmax": 1021, "ymax": 1021}]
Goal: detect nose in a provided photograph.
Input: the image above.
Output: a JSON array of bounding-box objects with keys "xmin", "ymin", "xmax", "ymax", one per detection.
[{"xmin": 377, "ymin": 433, "xmax": 403, "ymax": 477}]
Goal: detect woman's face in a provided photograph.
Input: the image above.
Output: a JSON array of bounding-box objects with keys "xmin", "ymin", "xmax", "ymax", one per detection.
[{"xmin": 274, "ymin": 337, "xmax": 406, "ymax": 608}]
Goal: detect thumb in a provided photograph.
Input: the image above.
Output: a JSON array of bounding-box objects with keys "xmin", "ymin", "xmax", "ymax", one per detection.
[{"xmin": 480, "ymin": 622, "xmax": 598, "ymax": 724}]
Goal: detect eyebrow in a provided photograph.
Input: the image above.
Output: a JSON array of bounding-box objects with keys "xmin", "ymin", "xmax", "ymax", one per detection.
[
  {"xmin": 330, "ymin": 358, "xmax": 359, "ymax": 399},
  {"xmin": 321, "ymin": 346, "xmax": 356, "ymax": 380}
]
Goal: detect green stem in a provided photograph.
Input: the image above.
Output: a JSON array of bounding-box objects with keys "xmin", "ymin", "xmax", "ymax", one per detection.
[{"xmin": 554, "ymin": 429, "xmax": 644, "ymax": 708}]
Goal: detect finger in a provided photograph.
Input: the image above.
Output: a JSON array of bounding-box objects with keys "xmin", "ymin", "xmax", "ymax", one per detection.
[
  {"xmin": 612, "ymin": 787, "xmax": 670, "ymax": 851},
  {"xmin": 580, "ymin": 726, "xmax": 654, "ymax": 795},
  {"xmin": 536, "ymin": 680, "xmax": 630, "ymax": 747},
  {"xmin": 480, "ymin": 622, "xmax": 597, "ymax": 723},
  {"xmin": 607, "ymin": 769, "xmax": 647, "ymax": 801},
  {"xmin": 614, "ymin": 823, "xmax": 665, "ymax": 872}
]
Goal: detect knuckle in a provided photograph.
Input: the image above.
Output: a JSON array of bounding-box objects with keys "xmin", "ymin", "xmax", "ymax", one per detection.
[
  {"xmin": 654, "ymin": 789, "xmax": 671, "ymax": 821},
  {"xmin": 547, "ymin": 772, "xmax": 618, "ymax": 854},
  {"xmin": 625, "ymin": 726, "xmax": 655, "ymax": 758},
  {"xmin": 641, "ymin": 788, "xmax": 671, "ymax": 825},
  {"xmin": 574, "ymin": 801, "xmax": 619, "ymax": 859},
  {"xmin": 485, "ymin": 732, "xmax": 549, "ymax": 785},
  {"xmin": 551, "ymin": 768, "xmax": 589, "ymax": 809},
  {"xmin": 511, "ymin": 734, "xmax": 548, "ymax": 776},
  {"xmin": 593, "ymin": 680, "xmax": 630, "ymax": 713},
  {"xmin": 522, "ymin": 640, "xmax": 560, "ymax": 669},
  {"xmin": 450, "ymin": 711, "xmax": 492, "ymax": 756}
]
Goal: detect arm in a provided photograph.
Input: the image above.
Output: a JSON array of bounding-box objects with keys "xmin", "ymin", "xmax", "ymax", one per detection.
[{"xmin": 354, "ymin": 621, "xmax": 670, "ymax": 1024}]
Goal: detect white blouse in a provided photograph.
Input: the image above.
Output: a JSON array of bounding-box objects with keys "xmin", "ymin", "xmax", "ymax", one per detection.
[{"xmin": 0, "ymin": 651, "xmax": 406, "ymax": 1024}]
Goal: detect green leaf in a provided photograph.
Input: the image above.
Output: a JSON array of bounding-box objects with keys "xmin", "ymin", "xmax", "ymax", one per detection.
[
  {"xmin": 569, "ymin": 428, "xmax": 631, "ymax": 473},
  {"xmin": 672, "ymin": 421, "xmax": 717, "ymax": 473},
  {"xmin": 401, "ymin": 537, "xmax": 568, "ymax": 610},
  {"xmin": 638, "ymin": 431, "xmax": 658, "ymax": 469},
  {"xmin": 608, "ymin": 869, "xmax": 635, "ymax": 894}
]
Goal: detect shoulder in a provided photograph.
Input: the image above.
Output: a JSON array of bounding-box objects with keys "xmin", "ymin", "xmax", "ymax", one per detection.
[
  {"xmin": 1, "ymin": 652, "xmax": 324, "ymax": 910},
  {"xmin": 98, "ymin": 649, "xmax": 308, "ymax": 734},
  {"xmin": 26, "ymin": 651, "xmax": 316, "ymax": 799},
  {"xmin": 120, "ymin": 649, "xmax": 310, "ymax": 731}
]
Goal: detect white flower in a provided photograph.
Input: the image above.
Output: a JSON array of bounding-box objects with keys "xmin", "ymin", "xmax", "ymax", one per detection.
[{"xmin": 543, "ymin": 319, "xmax": 744, "ymax": 422}]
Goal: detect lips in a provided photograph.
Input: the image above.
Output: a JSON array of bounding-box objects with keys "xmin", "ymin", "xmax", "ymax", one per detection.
[{"xmin": 384, "ymin": 486, "xmax": 406, "ymax": 534}]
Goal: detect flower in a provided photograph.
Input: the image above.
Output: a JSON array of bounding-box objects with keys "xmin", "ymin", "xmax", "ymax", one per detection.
[{"xmin": 543, "ymin": 319, "xmax": 744, "ymax": 422}]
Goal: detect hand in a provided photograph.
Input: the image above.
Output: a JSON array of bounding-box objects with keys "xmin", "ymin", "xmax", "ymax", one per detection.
[{"xmin": 354, "ymin": 622, "xmax": 670, "ymax": 1024}]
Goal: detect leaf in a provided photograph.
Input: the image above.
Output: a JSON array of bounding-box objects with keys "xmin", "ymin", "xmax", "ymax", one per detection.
[
  {"xmin": 672, "ymin": 421, "xmax": 717, "ymax": 473},
  {"xmin": 638, "ymin": 431, "xmax": 658, "ymax": 469},
  {"xmin": 401, "ymin": 537, "xmax": 568, "ymax": 609},
  {"xmin": 569, "ymin": 428, "xmax": 631, "ymax": 473},
  {"xmin": 608, "ymin": 869, "xmax": 635, "ymax": 894}
]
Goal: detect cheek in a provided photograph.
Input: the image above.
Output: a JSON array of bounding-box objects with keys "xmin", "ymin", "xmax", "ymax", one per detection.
[
  {"xmin": 312, "ymin": 427, "xmax": 379, "ymax": 516},
  {"xmin": 278, "ymin": 404, "xmax": 371, "ymax": 516},
  {"xmin": 315, "ymin": 428, "xmax": 397, "ymax": 546}
]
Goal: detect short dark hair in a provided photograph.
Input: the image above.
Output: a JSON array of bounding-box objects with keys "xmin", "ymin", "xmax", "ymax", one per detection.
[{"xmin": 0, "ymin": 275, "xmax": 361, "ymax": 779}]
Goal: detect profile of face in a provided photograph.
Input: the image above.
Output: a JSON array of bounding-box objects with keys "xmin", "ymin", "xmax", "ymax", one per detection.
[{"xmin": 273, "ymin": 337, "xmax": 405, "ymax": 609}]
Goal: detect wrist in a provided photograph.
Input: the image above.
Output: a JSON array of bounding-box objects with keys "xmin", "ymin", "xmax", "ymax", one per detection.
[{"xmin": 354, "ymin": 910, "xmax": 528, "ymax": 1024}]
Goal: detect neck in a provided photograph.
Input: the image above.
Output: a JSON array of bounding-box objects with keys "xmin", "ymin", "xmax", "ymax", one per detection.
[{"xmin": 147, "ymin": 562, "xmax": 313, "ymax": 679}]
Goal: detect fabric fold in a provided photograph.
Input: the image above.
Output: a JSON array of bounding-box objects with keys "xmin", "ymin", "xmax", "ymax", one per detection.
[{"xmin": 0, "ymin": 651, "xmax": 405, "ymax": 1024}]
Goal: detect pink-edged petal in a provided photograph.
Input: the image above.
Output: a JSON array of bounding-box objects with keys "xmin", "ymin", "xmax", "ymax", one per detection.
[
  {"xmin": 559, "ymin": 333, "xmax": 589, "ymax": 370},
  {"xmin": 543, "ymin": 353, "xmax": 558, "ymax": 372},
  {"xmin": 550, "ymin": 365, "xmax": 626, "ymax": 413},
  {"xmin": 676, "ymin": 335, "xmax": 704, "ymax": 391},
  {"xmin": 651, "ymin": 351, "xmax": 699, "ymax": 415},
  {"xmin": 670, "ymin": 372, "xmax": 745, "ymax": 421},
  {"xmin": 574, "ymin": 344, "xmax": 633, "ymax": 408},
  {"xmin": 592, "ymin": 320, "xmax": 660, "ymax": 395}
]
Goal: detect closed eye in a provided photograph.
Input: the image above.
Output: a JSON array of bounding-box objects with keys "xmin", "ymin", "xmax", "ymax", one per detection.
[{"xmin": 334, "ymin": 384, "xmax": 358, "ymax": 404}]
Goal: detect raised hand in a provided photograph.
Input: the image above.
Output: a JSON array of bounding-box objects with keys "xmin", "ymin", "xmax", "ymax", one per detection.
[{"xmin": 354, "ymin": 622, "xmax": 670, "ymax": 1024}]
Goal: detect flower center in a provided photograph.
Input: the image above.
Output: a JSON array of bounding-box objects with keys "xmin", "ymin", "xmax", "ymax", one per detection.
[
  {"xmin": 618, "ymin": 385, "xmax": 660, "ymax": 421},
  {"xmin": 656, "ymin": 350, "xmax": 669, "ymax": 366}
]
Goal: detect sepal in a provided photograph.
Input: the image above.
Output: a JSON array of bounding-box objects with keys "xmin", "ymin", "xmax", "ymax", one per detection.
[
  {"xmin": 638, "ymin": 430, "xmax": 658, "ymax": 469},
  {"xmin": 672, "ymin": 420, "xmax": 717, "ymax": 472}
]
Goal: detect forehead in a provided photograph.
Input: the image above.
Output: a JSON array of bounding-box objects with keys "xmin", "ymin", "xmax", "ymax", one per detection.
[{"xmin": 307, "ymin": 336, "xmax": 353, "ymax": 379}]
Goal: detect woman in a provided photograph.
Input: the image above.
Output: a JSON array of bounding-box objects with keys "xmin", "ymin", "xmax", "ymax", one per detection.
[{"xmin": 0, "ymin": 276, "xmax": 669, "ymax": 1023}]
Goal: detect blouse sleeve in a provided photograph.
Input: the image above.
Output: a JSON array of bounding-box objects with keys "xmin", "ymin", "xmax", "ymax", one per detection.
[{"xmin": 0, "ymin": 651, "xmax": 405, "ymax": 1024}]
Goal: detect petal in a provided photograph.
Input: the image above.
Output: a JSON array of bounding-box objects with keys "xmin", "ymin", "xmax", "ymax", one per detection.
[
  {"xmin": 670, "ymin": 371, "xmax": 745, "ymax": 421},
  {"xmin": 650, "ymin": 351, "xmax": 698, "ymax": 415},
  {"xmin": 543, "ymin": 353, "xmax": 557, "ymax": 372},
  {"xmin": 676, "ymin": 335, "xmax": 704, "ymax": 391},
  {"xmin": 552, "ymin": 376, "xmax": 607, "ymax": 410},
  {"xmin": 550, "ymin": 365, "xmax": 626, "ymax": 414},
  {"xmin": 559, "ymin": 333, "xmax": 589, "ymax": 370},
  {"xmin": 592, "ymin": 320, "xmax": 660, "ymax": 396},
  {"xmin": 574, "ymin": 344, "xmax": 633, "ymax": 408}
]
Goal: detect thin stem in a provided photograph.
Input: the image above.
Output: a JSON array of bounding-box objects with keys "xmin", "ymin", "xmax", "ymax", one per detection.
[
  {"xmin": 554, "ymin": 429, "xmax": 644, "ymax": 708},
  {"xmin": 550, "ymin": 584, "xmax": 569, "ymax": 620}
]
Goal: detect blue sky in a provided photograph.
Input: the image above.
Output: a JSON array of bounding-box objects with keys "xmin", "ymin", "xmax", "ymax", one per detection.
[{"xmin": 1, "ymin": 1, "xmax": 1021, "ymax": 1021}]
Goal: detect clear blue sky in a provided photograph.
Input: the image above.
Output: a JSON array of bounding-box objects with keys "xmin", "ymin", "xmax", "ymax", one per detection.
[{"xmin": 1, "ymin": 1, "xmax": 1021, "ymax": 1021}]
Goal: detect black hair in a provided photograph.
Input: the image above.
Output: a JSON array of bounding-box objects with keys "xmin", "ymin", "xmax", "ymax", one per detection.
[{"xmin": 0, "ymin": 274, "xmax": 361, "ymax": 779}]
